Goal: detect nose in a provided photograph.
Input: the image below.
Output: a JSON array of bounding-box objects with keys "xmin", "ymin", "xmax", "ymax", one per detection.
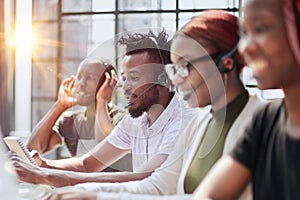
[
  {"xmin": 122, "ymin": 79, "xmax": 132, "ymax": 93},
  {"xmin": 238, "ymin": 34, "xmax": 258, "ymax": 60},
  {"xmin": 75, "ymin": 77, "xmax": 88, "ymax": 89}
]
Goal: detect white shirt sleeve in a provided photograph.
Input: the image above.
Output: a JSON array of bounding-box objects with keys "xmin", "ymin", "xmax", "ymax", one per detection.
[
  {"xmin": 75, "ymin": 123, "xmax": 194, "ymax": 195},
  {"xmin": 75, "ymin": 110, "xmax": 210, "ymax": 196},
  {"xmin": 106, "ymin": 115, "xmax": 132, "ymax": 150}
]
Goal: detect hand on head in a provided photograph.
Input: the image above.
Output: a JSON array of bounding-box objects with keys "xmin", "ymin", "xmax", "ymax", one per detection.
[
  {"xmin": 57, "ymin": 76, "xmax": 77, "ymax": 108},
  {"xmin": 96, "ymin": 69, "xmax": 118, "ymax": 102}
]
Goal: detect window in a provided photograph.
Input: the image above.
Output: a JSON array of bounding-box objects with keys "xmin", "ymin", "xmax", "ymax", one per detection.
[{"xmin": 31, "ymin": 0, "xmax": 240, "ymax": 127}]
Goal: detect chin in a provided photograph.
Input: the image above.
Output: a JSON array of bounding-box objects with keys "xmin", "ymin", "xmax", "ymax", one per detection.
[
  {"xmin": 185, "ymin": 93, "xmax": 200, "ymax": 108},
  {"xmin": 77, "ymin": 98, "xmax": 95, "ymax": 106},
  {"xmin": 255, "ymin": 77, "xmax": 280, "ymax": 90},
  {"xmin": 128, "ymin": 107, "xmax": 144, "ymax": 118}
]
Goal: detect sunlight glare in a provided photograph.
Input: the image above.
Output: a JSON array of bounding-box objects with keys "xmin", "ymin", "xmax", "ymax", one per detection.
[{"xmin": 15, "ymin": 26, "xmax": 33, "ymax": 50}]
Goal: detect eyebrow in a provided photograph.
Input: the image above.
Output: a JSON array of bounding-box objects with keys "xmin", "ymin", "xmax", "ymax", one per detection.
[
  {"xmin": 173, "ymin": 55, "xmax": 190, "ymax": 64},
  {"xmin": 176, "ymin": 53, "xmax": 210, "ymax": 64},
  {"xmin": 121, "ymin": 70, "xmax": 140, "ymax": 76}
]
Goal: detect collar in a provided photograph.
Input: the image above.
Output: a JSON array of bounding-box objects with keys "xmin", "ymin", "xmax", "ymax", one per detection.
[
  {"xmin": 139, "ymin": 92, "xmax": 181, "ymax": 135},
  {"xmin": 212, "ymin": 90, "xmax": 249, "ymax": 124}
]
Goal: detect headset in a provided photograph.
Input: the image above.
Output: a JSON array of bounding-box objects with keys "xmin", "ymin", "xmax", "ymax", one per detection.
[
  {"xmin": 215, "ymin": 45, "xmax": 238, "ymax": 73},
  {"xmin": 125, "ymin": 36, "xmax": 169, "ymax": 109},
  {"xmin": 149, "ymin": 36, "xmax": 168, "ymax": 86}
]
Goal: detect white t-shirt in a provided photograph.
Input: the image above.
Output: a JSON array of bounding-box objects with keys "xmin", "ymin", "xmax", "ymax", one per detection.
[{"xmin": 107, "ymin": 93, "xmax": 196, "ymax": 171}]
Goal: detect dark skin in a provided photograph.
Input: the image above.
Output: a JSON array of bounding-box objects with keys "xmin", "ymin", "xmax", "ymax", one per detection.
[
  {"xmin": 11, "ymin": 52, "xmax": 174, "ymax": 187},
  {"xmin": 194, "ymin": 0, "xmax": 300, "ymax": 199},
  {"xmin": 40, "ymin": 15, "xmax": 249, "ymax": 200},
  {"xmin": 27, "ymin": 61, "xmax": 114, "ymax": 154}
]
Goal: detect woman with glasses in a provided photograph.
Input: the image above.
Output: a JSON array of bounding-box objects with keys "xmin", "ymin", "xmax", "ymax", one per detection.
[
  {"xmin": 42, "ymin": 10, "xmax": 266, "ymax": 199},
  {"xmin": 154, "ymin": 10, "xmax": 265, "ymax": 197}
]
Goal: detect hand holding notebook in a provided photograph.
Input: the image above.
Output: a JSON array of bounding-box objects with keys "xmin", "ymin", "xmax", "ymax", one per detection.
[{"xmin": 3, "ymin": 136, "xmax": 37, "ymax": 165}]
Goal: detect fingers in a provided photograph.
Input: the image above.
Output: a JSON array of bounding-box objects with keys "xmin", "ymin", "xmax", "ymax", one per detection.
[
  {"xmin": 30, "ymin": 150, "xmax": 43, "ymax": 166},
  {"xmin": 10, "ymin": 154, "xmax": 25, "ymax": 163},
  {"xmin": 100, "ymin": 69, "xmax": 118, "ymax": 88},
  {"xmin": 102, "ymin": 72, "xmax": 111, "ymax": 88},
  {"xmin": 110, "ymin": 69, "xmax": 117, "ymax": 83},
  {"xmin": 30, "ymin": 149, "xmax": 39, "ymax": 157},
  {"xmin": 10, "ymin": 157, "xmax": 32, "ymax": 182},
  {"xmin": 96, "ymin": 69, "xmax": 118, "ymax": 102},
  {"xmin": 106, "ymin": 69, "xmax": 117, "ymax": 88},
  {"xmin": 62, "ymin": 76, "xmax": 76, "ymax": 95}
]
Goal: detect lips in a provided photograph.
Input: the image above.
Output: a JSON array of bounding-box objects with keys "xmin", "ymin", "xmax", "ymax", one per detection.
[
  {"xmin": 248, "ymin": 60, "xmax": 268, "ymax": 77},
  {"xmin": 76, "ymin": 91, "xmax": 85, "ymax": 96},
  {"xmin": 75, "ymin": 90, "xmax": 93, "ymax": 98},
  {"xmin": 125, "ymin": 92, "xmax": 139, "ymax": 106},
  {"xmin": 245, "ymin": 54, "xmax": 268, "ymax": 70},
  {"xmin": 125, "ymin": 93, "xmax": 132, "ymax": 102}
]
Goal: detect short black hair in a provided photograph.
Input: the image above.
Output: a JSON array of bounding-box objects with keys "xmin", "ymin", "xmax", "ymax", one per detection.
[{"xmin": 118, "ymin": 29, "xmax": 171, "ymax": 65}]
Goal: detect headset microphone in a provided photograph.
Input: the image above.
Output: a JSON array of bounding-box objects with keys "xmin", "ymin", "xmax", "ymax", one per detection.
[{"xmin": 125, "ymin": 83, "xmax": 157, "ymax": 108}]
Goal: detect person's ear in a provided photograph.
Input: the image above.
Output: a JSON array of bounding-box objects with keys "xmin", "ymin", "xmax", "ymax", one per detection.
[
  {"xmin": 220, "ymin": 57, "xmax": 235, "ymax": 72},
  {"xmin": 217, "ymin": 45, "xmax": 238, "ymax": 73}
]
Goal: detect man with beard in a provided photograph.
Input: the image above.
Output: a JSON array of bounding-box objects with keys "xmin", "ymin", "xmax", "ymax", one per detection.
[{"xmin": 11, "ymin": 29, "xmax": 196, "ymax": 187}]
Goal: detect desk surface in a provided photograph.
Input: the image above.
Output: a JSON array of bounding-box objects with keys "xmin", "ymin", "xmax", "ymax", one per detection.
[{"xmin": 18, "ymin": 183, "xmax": 53, "ymax": 200}]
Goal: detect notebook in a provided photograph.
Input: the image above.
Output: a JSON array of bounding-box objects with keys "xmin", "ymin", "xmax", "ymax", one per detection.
[{"xmin": 3, "ymin": 136, "xmax": 37, "ymax": 165}]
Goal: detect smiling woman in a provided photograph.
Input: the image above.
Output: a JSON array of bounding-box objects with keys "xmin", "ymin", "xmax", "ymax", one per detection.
[{"xmin": 193, "ymin": 0, "xmax": 300, "ymax": 199}]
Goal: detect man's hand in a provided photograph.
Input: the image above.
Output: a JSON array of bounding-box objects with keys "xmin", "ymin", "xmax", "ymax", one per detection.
[
  {"xmin": 57, "ymin": 76, "xmax": 77, "ymax": 108},
  {"xmin": 10, "ymin": 155, "xmax": 42, "ymax": 184},
  {"xmin": 96, "ymin": 69, "xmax": 118, "ymax": 102},
  {"xmin": 40, "ymin": 186, "xmax": 97, "ymax": 200},
  {"xmin": 30, "ymin": 149, "xmax": 47, "ymax": 167}
]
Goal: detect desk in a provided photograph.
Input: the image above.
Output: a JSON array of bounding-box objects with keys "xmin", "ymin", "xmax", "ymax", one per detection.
[{"xmin": 18, "ymin": 183, "xmax": 53, "ymax": 200}]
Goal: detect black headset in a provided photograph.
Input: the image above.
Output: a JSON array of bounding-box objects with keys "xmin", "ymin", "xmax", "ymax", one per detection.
[
  {"xmin": 216, "ymin": 45, "xmax": 238, "ymax": 73},
  {"xmin": 149, "ymin": 36, "xmax": 168, "ymax": 86}
]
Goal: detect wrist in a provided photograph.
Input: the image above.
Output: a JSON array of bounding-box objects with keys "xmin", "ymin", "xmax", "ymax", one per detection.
[
  {"xmin": 96, "ymin": 98, "xmax": 109, "ymax": 105},
  {"xmin": 54, "ymin": 100, "xmax": 70, "ymax": 110},
  {"xmin": 40, "ymin": 159, "xmax": 49, "ymax": 168},
  {"xmin": 42, "ymin": 169, "xmax": 61, "ymax": 187}
]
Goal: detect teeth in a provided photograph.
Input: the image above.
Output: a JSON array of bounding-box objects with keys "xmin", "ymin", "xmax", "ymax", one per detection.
[
  {"xmin": 249, "ymin": 60, "xmax": 267, "ymax": 69},
  {"xmin": 76, "ymin": 92, "xmax": 85, "ymax": 96}
]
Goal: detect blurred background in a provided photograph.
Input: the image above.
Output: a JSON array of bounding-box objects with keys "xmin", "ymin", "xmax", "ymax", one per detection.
[{"xmin": 0, "ymin": 0, "xmax": 283, "ymax": 139}]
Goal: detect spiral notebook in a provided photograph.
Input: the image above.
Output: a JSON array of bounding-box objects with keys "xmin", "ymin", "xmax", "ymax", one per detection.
[{"xmin": 3, "ymin": 136, "xmax": 37, "ymax": 165}]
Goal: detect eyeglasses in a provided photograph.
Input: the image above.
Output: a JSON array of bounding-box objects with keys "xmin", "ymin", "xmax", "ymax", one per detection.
[{"xmin": 164, "ymin": 53, "xmax": 221, "ymax": 81}]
